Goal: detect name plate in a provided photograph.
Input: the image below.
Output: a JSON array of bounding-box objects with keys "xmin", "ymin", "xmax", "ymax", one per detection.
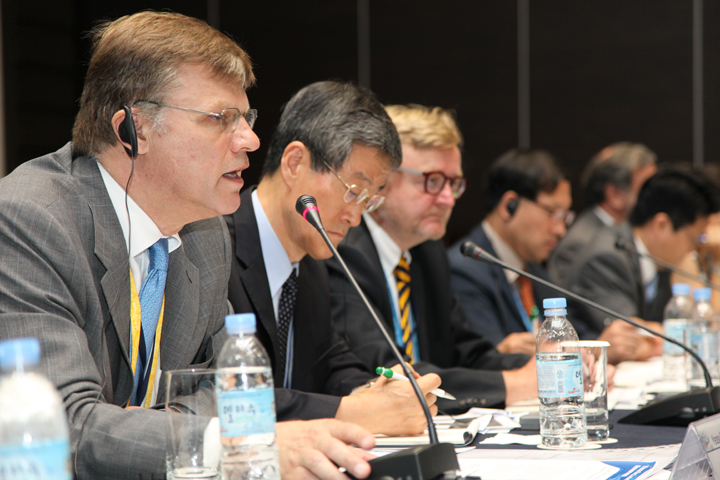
[{"xmin": 671, "ymin": 411, "xmax": 720, "ymax": 479}]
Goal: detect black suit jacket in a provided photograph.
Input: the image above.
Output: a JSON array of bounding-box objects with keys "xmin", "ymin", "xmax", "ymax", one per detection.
[
  {"xmin": 225, "ymin": 188, "xmax": 373, "ymax": 421},
  {"xmin": 448, "ymin": 223, "xmax": 557, "ymax": 345},
  {"xmin": 327, "ymin": 219, "xmax": 528, "ymax": 412}
]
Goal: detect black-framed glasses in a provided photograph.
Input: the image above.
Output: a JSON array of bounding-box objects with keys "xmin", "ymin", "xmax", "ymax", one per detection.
[
  {"xmin": 395, "ymin": 167, "xmax": 467, "ymax": 199},
  {"xmin": 140, "ymin": 101, "xmax": 257, "ymax": 132},
  {"xmin": 526, "ymin": 198, "xmax": 575, "ymax": 226},
  {"xmin": 320, "ymin": 159, "xmax": 385, "ymax": 212}
]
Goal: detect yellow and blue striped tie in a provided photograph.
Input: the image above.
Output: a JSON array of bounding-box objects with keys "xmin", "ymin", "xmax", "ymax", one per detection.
[{"xmin": 394, "ymin": 257, "xmax": 414, "ymax": 363}]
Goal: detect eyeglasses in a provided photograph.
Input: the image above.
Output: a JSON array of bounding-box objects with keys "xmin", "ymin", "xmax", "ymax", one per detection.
[
  {"xmin": 527, "ymin": 198, "xmax": 575, "ymax": 226},
  {"xmin": 141, "ymin": 101, "xmax": 257, "ymax": 132},
  {"xmin": 395, "ymin": 167, "xmax": 467, "ymax": 199},
  {"xmin": 320, "ymin": 159, "xmax": 385, "ymax": 212}
]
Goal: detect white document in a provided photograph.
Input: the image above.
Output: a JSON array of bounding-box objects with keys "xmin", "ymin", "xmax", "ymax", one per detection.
[
  {"xmin": 374, "ymin": 412, "xmax": 520, "ymax": 447},
  {"xmin": 457, "ymin": 445, "xmax": 680, "ymax": 480}
]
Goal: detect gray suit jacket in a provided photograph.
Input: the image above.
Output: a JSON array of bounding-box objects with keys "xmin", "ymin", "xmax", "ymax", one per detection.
[
  {"xmin": 548, "ymin": 209, "xmax": 616, "ymax": 286},
  {"xmin": 548, "ymin": 214, "xmax": 670, "ymax": 337},
  {"xmin": 0, "ymin": 144, "xmax": 231, "ymax": 479}
]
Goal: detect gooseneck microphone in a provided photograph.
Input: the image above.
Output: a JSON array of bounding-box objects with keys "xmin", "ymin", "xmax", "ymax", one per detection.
[
  {"xmin": 461, "ymin": 240, "xmax": 720, "ymax": 426},
  {"xmin": 615, "ymin": 236, "xmax": 720, "ymax": 291},
  {"xmin": 297, "ymin": 195, "xmax": 459, "ymax": 480}
]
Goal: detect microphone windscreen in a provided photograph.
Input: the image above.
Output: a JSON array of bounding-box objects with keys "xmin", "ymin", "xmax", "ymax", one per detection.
[
  {"xmin": 295, "ymin": 195, "xmax": 317, "ymax": 216},
  {"xmin": 460, "ymin": 241, "xmax": 480, "ymax": 259},
  {"xmin": 615, "ymin": 236, "xmax": 632, "ymax": 252}
]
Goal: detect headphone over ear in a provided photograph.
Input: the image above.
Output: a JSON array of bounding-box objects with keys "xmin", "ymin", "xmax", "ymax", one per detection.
[
  {"xmin": 506, "ymin": 198, "xmax": 519, "ymax": 217},
  {"xmin": 117, "ymin": 106, "xmax": 138, "ymax": 159}
]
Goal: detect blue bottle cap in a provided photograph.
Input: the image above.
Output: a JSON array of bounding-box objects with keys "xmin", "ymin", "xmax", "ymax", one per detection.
[
  {"xmin": 672, "ymin": 283, "xmax": 691, "ymax": 297},
  {"xmin": 543, "ymin": 297, "xmax": 567, "ymax": 316},
  {"xmin": 225, "ymin": 313, "xmax": 257, "ymax": 335},
  {"xmin": 694, "ymin": 288, "xmax": 712, "ymax": 303},
  {"xmin": 0, "ymin": 337, "xmax": 40, "ymax": 370},
  {"xmin": 543, "ymin": 298, "xmax": 567, "ymax": 309}
]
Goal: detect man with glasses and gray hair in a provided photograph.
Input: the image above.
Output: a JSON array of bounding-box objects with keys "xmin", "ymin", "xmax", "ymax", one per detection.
[
  {"xmin": 549, "ymin": 142, "xmax": 657, "ymax": 288},
  {"xmin": 327, "ymin": 105, "xmax": 538, "ymax": 412},
  {"xmin": 225, "ymin": 82, "xmax": 442, "ymax": 435}
]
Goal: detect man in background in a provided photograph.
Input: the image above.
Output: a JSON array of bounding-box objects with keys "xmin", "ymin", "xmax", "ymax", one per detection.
[
  {"xmin": 549, "ymin": 142, "xmax": 657, "ymax": 285},
  {"xmin": 556, "ymin": 169, "xmax": 720, "ymax": 341},
  {"xmin": 328, "ymin": 105, "xmax": 537, "ymax": 412},
  {"xmin": 449, "ymin": 149, "xmax": 657, "ymax": 364},
  {"xmin": 225, "ymin": 82, "xmax": 440, "ymax": 435}
]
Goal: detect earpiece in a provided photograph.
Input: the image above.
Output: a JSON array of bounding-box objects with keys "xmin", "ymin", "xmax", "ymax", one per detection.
[
  {"xmin": 506, "ymin": 198, "xmax": 518, "ymax": 217},
  {"xmin": 117, "ymin": 106, "xmax": 138, "ymax": 159}
]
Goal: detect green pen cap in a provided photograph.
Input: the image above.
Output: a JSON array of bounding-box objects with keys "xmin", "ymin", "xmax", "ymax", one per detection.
[{"xmin": 375, "ymin": 366, "xmax": 393, "ymax": 378}]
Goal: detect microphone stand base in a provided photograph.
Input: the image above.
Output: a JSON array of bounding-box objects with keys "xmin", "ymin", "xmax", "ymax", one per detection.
[
  {"xmin": 618, "ymin": 386, "xmax": 720, "ymax": 426},
  {"xmin": 351, "ymin": 443, "xmax": 460, "ymax": 480}
]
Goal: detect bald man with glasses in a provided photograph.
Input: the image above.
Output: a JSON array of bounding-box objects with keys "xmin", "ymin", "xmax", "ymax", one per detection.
[{"xmin": 327, "ymin": 105, "xmax": 538, "ymax": 413}]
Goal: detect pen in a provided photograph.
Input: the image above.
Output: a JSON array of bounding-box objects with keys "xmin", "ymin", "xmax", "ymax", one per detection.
[{"xmin": 375, "ymin": 366, "xmax": 457, "ymax": 400}]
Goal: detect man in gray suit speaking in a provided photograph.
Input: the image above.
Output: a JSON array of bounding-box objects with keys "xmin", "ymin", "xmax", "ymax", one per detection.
[{"xmin": 0, "ymin": 11, "xmax": 376, "ymax": 480}]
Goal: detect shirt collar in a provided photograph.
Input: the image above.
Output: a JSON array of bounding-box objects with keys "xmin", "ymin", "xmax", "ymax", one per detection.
[
  {"xmin": 593, "ymin": 205, "xmax": 618, "ymax": 227},
  {"xmin": 252, "ymin": 190, "xmax": 298, "ymax": 299},
  {"xmin": 97, "ymin": 162, "xmax": 181, "ymax": 258},
  {"xmin": 482, "ymin": 220, "xmax": 524, "ymax": 284},
  {"xmin": 364, "ymin": 213, "xmax": 411, "ymax": 277},
  {"xmin": 633, "ymin": 233, "xmax": 658, "ymax": 286}
]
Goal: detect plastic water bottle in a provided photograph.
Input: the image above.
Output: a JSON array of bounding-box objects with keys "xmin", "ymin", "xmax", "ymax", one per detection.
[
  {"xmin": 0, "ymin": 337, "xmax": 71, "ymax": 480},
  {"xmin": 536, "ymin": 298, "xmax": 586, "ymax": 448},
  {"xmin": 216, "ymin": 313, "xmax": 280, "ymax": 480},
  {"xmin": 662, "ymin": 283, "xmax": 693, "ymax": 384},
  {"xmin": 689, "ymin": 288, "xmax": 720, "ymax": 386}
]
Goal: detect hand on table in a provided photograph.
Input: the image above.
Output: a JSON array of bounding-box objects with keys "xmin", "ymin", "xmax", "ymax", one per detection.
[
  {"xmin": 338, "ymin": 371, "xmax": 441, "ymax": 435},
  {"xmin": 276, "ymin": 419, "xmax": 376, "ymax": 480}
]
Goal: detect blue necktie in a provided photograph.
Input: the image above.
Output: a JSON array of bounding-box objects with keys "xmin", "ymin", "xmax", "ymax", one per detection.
[{"xmin": 133, "ymin": 238, "xmax": 169, "ymax": 405}]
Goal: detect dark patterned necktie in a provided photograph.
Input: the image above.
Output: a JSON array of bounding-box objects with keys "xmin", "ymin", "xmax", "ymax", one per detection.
[
  {"xmin": 393, "ymin": 257, "xmax": 414, "ymax": 363},
  {"xmin": 276, "ymin": 269, "xmax": 298, "ymax": 381}
]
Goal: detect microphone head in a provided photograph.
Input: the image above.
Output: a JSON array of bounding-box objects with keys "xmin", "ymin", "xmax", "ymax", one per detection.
[
  {"xmin": 460, "ymin": 241, "xmax": 480, "ymax": 259},
  {"xmin": 295, "ymin": 195, "xmax": 317, "ymax": 216},
  {"xmin": 615, "ymin": 236, "xmax": 632, "ymax": 252}
]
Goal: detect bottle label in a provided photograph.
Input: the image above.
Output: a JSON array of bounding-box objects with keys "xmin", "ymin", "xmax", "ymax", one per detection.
[
  {"xmin": 663, "ymin": 320, "xmax": 687, "ymax": 355},
  {"xmin": 691, "ymin": 331, "xmax": 720, "ymax": 364},
  {"xmin": 0, "ymin": 439, "xmax": 71, "ymax": 480},
  {"xmin": 217, "ymin": 388, "xmax": 276, "ymax": 437},
  {"xmin": 537, "ymin": 358, "xmax": 583, "ymax": 398}
]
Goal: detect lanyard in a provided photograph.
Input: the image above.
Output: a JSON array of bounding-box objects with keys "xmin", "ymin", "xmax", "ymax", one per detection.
[{"xmin": 128, "ymin": 269, "xmax": 165, "ymax": 408}]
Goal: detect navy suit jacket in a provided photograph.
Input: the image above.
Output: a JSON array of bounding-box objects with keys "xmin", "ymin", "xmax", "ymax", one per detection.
[
  {"xmin": 224, "ymin": 188, "xmax": 373, "ymax": 421},
  {"xmin": 448, "ymin": 223, "xmax": 557, "ymax": 345},
  {"xmin": 327, "ymin": 219, "xmax": 528, "ymax": 412}
]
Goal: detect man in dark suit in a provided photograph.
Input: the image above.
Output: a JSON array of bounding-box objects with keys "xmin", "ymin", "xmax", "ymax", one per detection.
[
  {"xmin": 328, "ymin": 105, "xmax": 537, "ymax": 412},
  {"xmin": 0, "ymin": 13, "xmax": 378, "ymax": 480},
  {"xmin": 449, "ymin": 149, "xmax": 573, "ymax": 356},
  {"xmin": 225, "ymin": 82, "xmax": 441, "ymax": 436},
  {"xmin": 556, "ymin": 169, "xmax": 720, "ymax": 340},
  {"xmin": 549, "ymin": 142, "xmax": 656, "ymax": 287},
  {"xmin": 448, "ymin": 149, "xmax": 667, "ymax": 365}
]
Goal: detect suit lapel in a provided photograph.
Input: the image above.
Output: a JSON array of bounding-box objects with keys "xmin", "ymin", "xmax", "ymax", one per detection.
[
  {"xmin": 473, "ymin": 226, "xmax": 525, "ymax": 332},
  {"xmin": 408, "ymin": 254, "xmax": 429, "ymax": 359},
  {"xmin": 76, "ymin": 157, "xmax": 133, "ymax": 368},
  {"xmin": 619, "ymin": 224, "xmax": 648, "ymax": 317},
  {"xmin": 351, "ymin": 220, "xmax": 395, "ymax": 331},
  {"xmin": 160, "ymin": 246, "xmax": 200, "ymax": 370},
  {"xmin": 232, "ymin": 190, "xmax": 280, "ymax": 359}
]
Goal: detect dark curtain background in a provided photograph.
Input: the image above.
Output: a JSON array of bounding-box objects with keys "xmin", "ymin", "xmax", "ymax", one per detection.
[{"xmin": 3, "ymin": 1, "xmax": 718, "ymax": 245}]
